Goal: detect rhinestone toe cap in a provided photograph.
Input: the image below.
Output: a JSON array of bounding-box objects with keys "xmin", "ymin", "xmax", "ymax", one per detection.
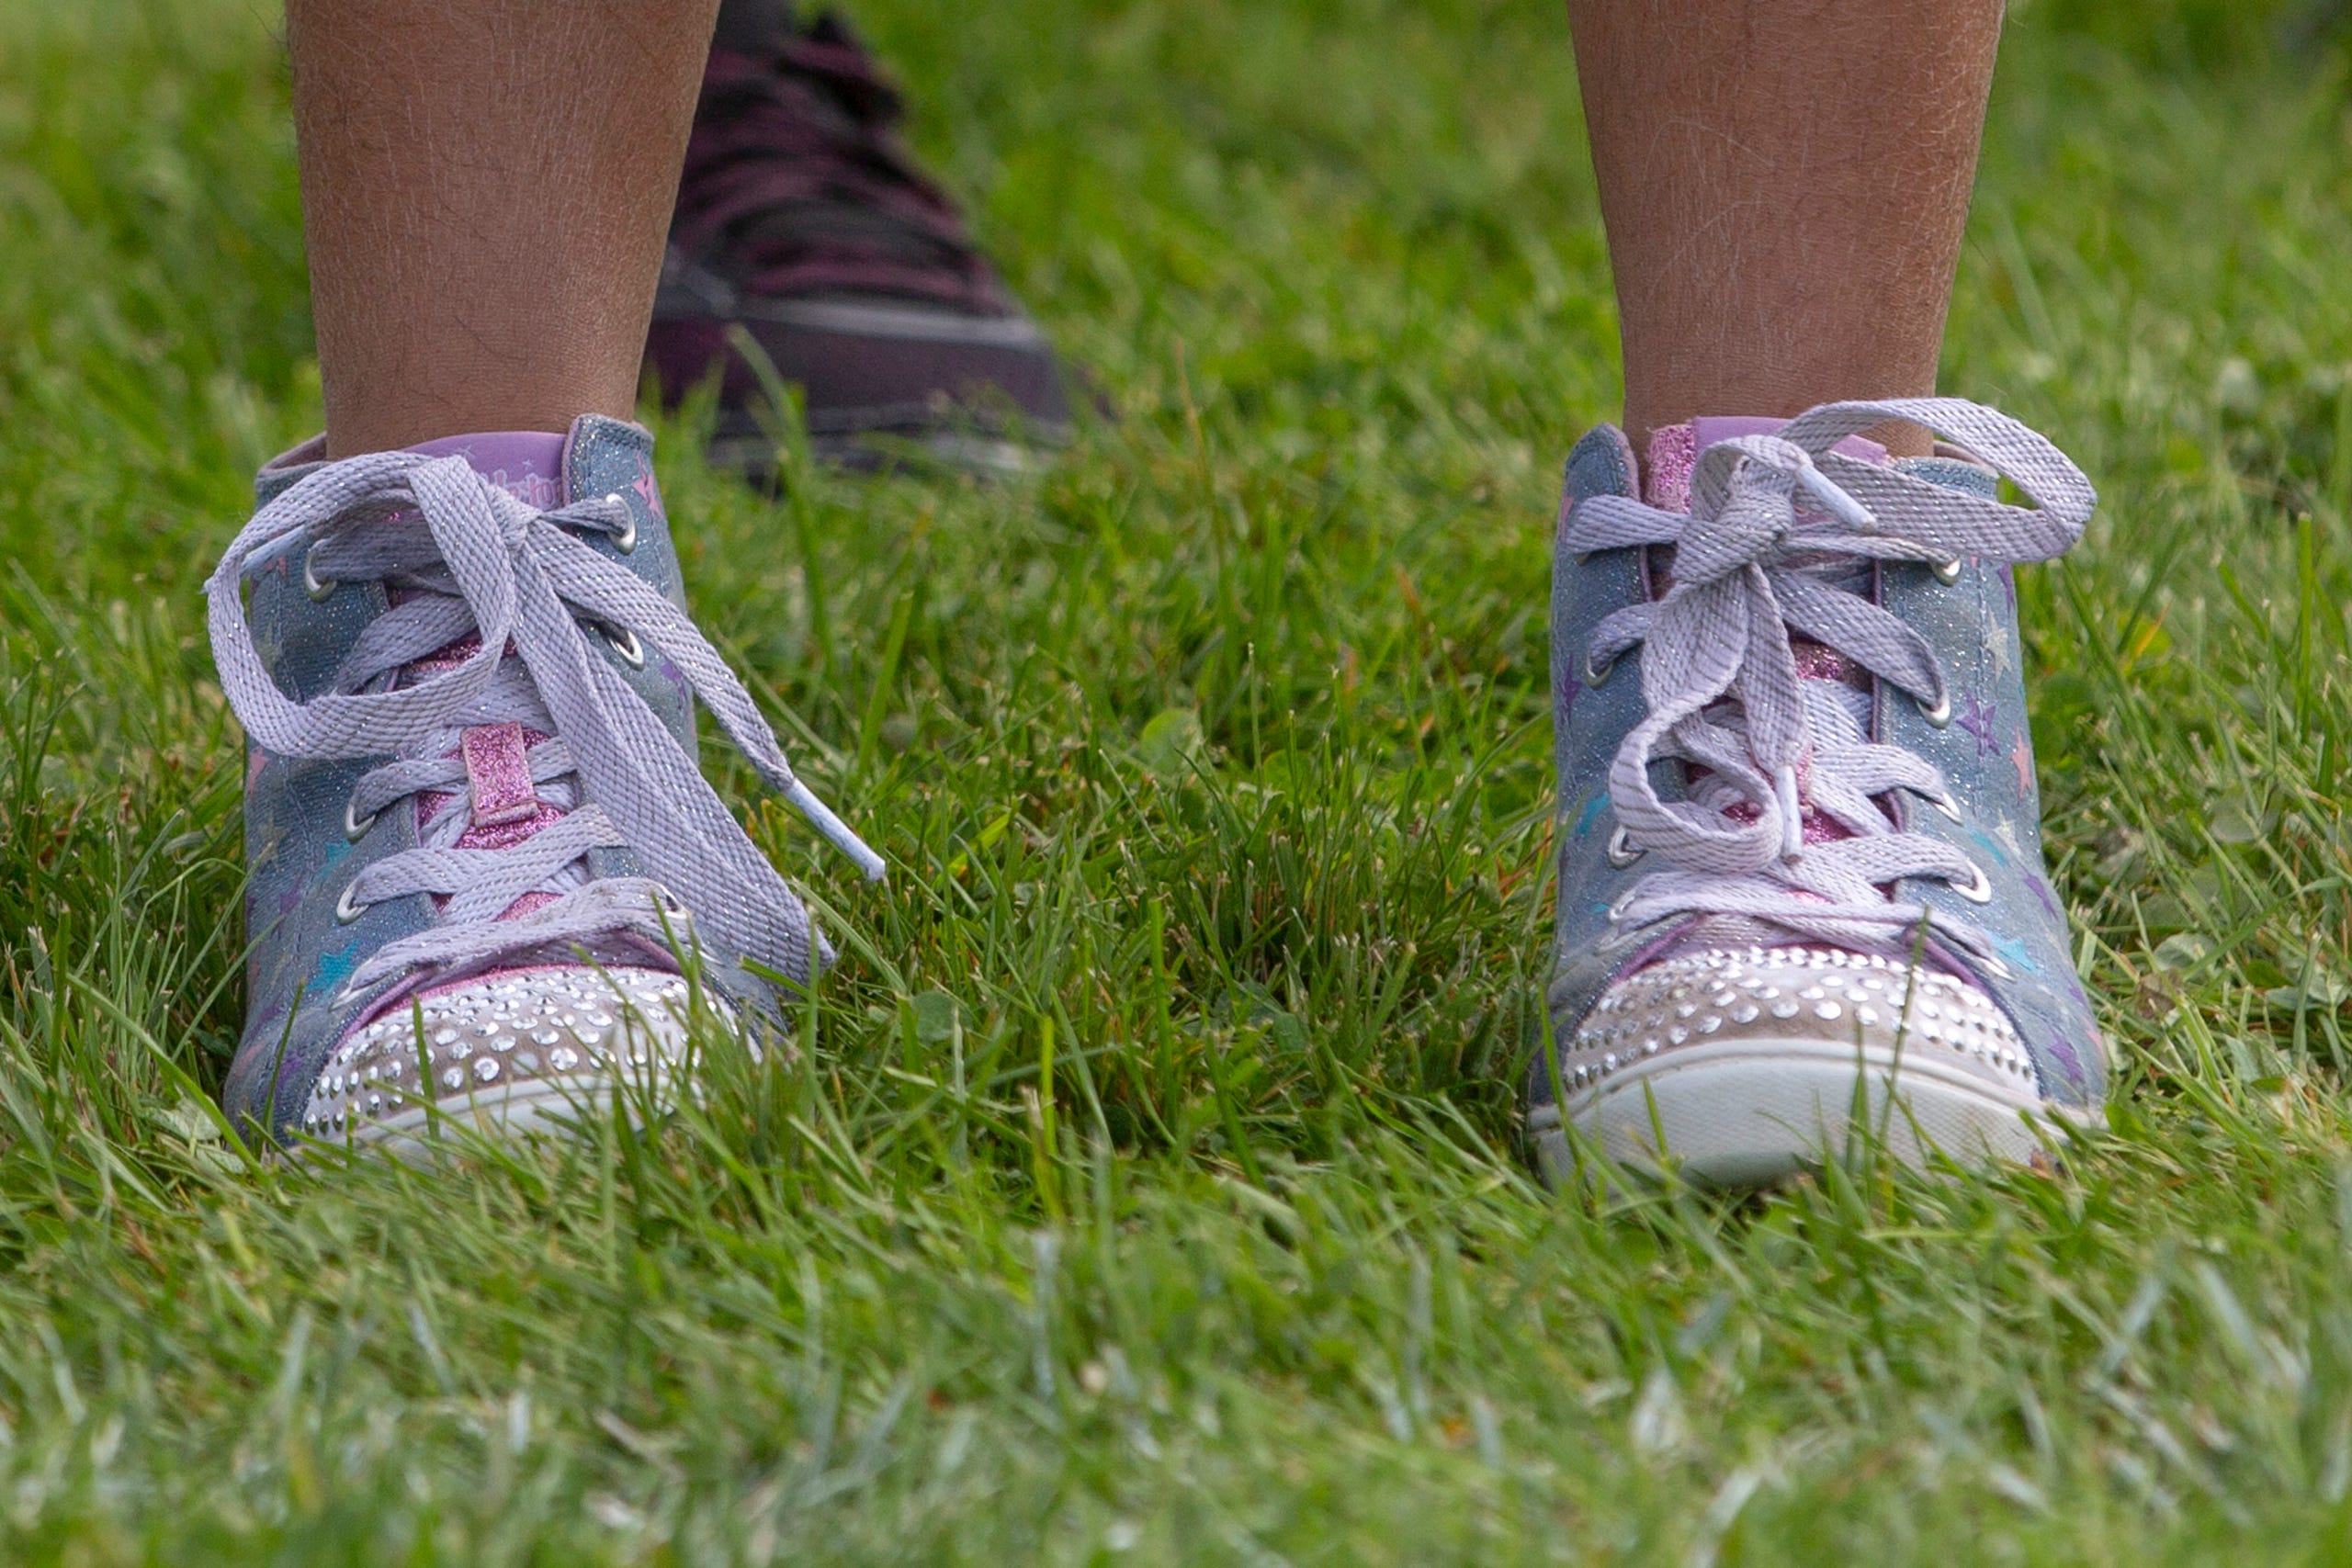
[
  {"xmin": 300, "ymin": 966, "xmax": 700, "ymax": 1142},
  {"xmin": 1560, "ymin": 945, "xmax": 2039, "ymax": 1099}
]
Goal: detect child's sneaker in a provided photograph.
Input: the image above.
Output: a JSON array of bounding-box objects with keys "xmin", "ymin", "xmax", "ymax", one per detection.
[
  {"xmin": 1528, "ymin": 400, "xmax": 2105, "ymax": 1187},
  {"xmin": 209, "ymin": 419, "xmax": 879, "ymax": 1152},
  {"xmin": 648, "ymin": 5, "xmax": 1073, "ymax": 472}
]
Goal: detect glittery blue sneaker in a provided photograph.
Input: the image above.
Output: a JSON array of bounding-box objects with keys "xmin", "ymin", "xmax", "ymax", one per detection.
[
  {"xmin": 209, "ymin": 418, "xmax": 880, "ymax": 1152},
  {"xmin": 1529, "ymin": 400, "xmax": 2105, "ymax": 1187}
]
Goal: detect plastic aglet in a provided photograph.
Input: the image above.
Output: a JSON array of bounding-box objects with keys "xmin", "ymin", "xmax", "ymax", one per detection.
[
  {"xmin": 1774, "ymin": 765, "xmax": 1804, "ymax": 861},
  {"xmin": 1794, "ymin": 465, "xmax": 1877, "ymax": 530},
  {"xmin": 784, "ymin": 780, "xmax": 888, "ymax": 882}
]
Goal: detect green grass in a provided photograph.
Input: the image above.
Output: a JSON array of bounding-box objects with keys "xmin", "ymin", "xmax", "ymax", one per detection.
[{"xmin": 9, "ymin": 0, "xmax": 2352, "ymax": 1558}]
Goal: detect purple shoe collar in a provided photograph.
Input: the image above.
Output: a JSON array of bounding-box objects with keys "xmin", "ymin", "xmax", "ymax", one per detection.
[
  {"xmin": 405, "ymin": 431, "xmax": 568, "ymax": 509},
  {"xmin": 1643, "ymin": 415, "xmax": 1890, "ymax": 513}
]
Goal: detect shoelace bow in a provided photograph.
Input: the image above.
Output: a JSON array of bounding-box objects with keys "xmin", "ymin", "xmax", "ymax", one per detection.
[
  {"xmin": 207, "ymin": 452, "xmax": 881, "ymax": 998},
  {"xmin": 676, "ymin": 12, "xmax": 1000, "ymax": 308},
  {"xmin": 1562, "ymin": 397, "xmax": 2095, "ymax": 962}
]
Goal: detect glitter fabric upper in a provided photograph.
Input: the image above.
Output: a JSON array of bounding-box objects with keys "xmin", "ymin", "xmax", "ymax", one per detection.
[{"xmin": 1535, "ymin": 400, "xmax": 2107, "ymax": 1123}]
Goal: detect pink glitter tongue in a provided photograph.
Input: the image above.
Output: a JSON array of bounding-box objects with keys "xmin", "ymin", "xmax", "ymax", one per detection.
[
  {"xmin": 1640, "ymin": 415, "xmax": 1891, "ymax": 687},
  {"xmin": 1630, "ymin": 416, "xmax": 1944, "ymax": 972},
  {"xmin": 340, "ymin": 426, "xmax": 664, "ymax": 1035},
  {"xmin": 401, "ymin": 432, "xmax": 574, "ymax": 915},
  {"xmin": 461, "ymin": 721, "xmax": 540, "ymax": 827}
]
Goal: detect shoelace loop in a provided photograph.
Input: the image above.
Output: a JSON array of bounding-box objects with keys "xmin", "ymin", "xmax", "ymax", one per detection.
[
  {"xmin": 207, "ymin": 451, "xmax": 880, "ymax": 998},
  {"xmin": 1560, "ymin": 397, "xmax": 2094, "ymax": 959}
]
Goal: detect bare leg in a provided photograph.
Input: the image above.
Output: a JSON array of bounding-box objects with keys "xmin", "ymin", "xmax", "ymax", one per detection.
[
  {"xmin": 288, "ymin": 0, "xmax": 721, "ymax": 456},
  {"xmin": 1568, "ymin": 0, "xmax": 2003, "ymax": 455}
]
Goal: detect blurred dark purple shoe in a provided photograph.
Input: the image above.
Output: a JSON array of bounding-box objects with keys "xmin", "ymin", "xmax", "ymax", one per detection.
[{"xmin": 650, "ymin": 5, "xmax": 1073, "ymax": 472}]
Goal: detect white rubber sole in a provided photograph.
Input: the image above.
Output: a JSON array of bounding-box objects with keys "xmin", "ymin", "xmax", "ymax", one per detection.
[
  {"xmin": 295, "ymin": 1066, "xmax": 672, "ymax": 1165},
  {"xmin": 1532, "ymin": 1037, "xmax": 2070, "ymax": 1190}
]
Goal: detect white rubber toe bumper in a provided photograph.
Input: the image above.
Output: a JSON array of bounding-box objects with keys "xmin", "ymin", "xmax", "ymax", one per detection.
[
  {"xmin": 299, "ymin": 965, "xmax": 699, "ymax": 1156},
  {"xmin": 1533, "ymin": 945, "xmax": 2059, "ymax": 1188}
]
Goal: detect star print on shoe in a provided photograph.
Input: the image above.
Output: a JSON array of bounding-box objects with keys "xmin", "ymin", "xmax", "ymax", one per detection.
[
  {"xmin": 211, "ymin": 418, "xmax": 880, "ymax": 1154},
  {"xmin": 1529, "ymin": 399, "xmax": 2105, "ymax": 1188}
]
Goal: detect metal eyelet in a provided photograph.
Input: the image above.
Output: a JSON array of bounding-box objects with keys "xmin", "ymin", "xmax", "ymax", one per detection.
[
  {"xmin": 607, "ymin": 627, "xmax": 646, "ymax": 669},
  {"xmin": 1917, "ymin": 690, "xmax": 1952, "ymax": 728},
  {"xmin": 1930, "ymin": 557, "xmax": 1964, "ymax": 585},
  {"xmin": 344, "ymin": 797, "xmax": 378, "ymax": 841},
  {"xmin": 1605, "ymin": 826, "xmax": 1645, "ymax": 868},
  {"xmin": 1945, "ymin": 862, "xmax": 1994, "ymax": 904},
  {"xmin": 604, "ymin": 492, "xmax": 638, "ymax": 554},
  {"xmin": 1602, "ymin": 886, "xmax": 1641, "ymax": 925},
  {"xmin": 334, "ymin": 883, "xmax": 370, "ymax": 924},
  {"xmin": 1583, "ymin": 648, "xmax": 1616, "ymax": 685},
  {"xmin": 1923, "ymin": 788, "xmax": 1964, "ymax": 824},
  {"xmin": 302, "ymin": 544, "xmax": 337, "ymax": 602}
]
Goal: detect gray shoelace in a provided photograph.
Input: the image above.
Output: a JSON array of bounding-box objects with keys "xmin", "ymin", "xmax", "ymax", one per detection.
[
  {"xmin": 1561, "ymin": 398, "xmax": 2094, "ymax": 963},
  {"xmin": 207, "ymin": 451, "xmax": 882, "ymax": 997}
]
